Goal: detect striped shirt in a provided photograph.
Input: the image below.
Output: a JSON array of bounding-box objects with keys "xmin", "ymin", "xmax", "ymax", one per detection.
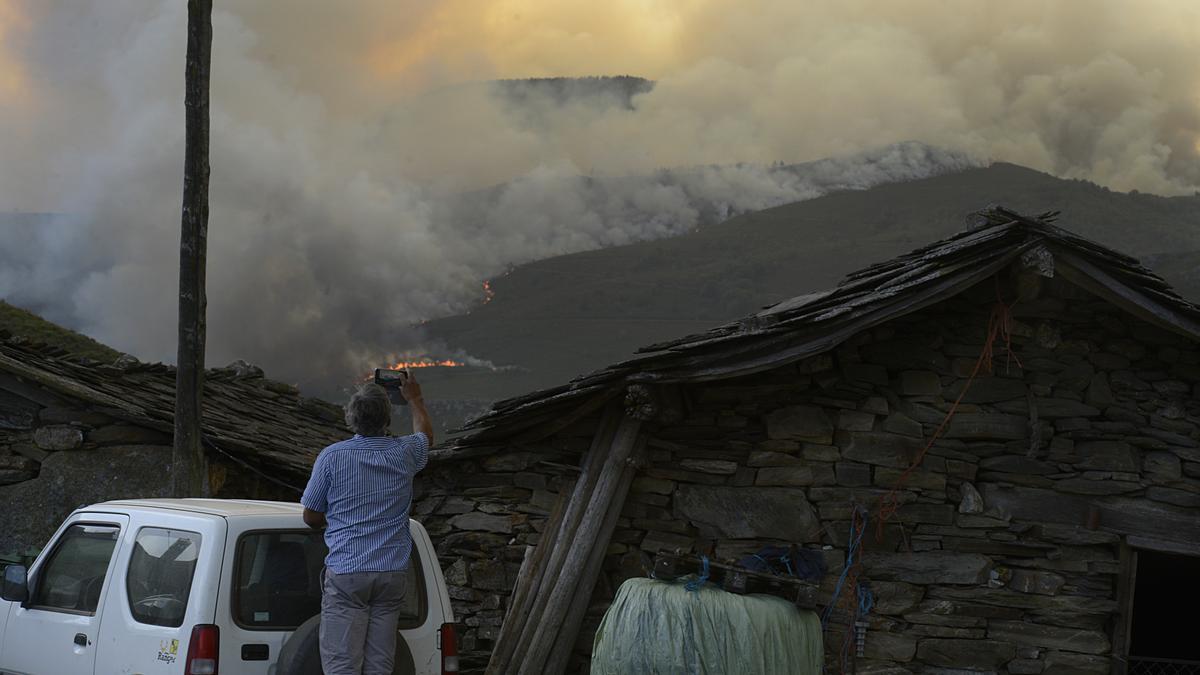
[{"xmin": 301, "ymin": 432, "xmax": 429, "ymax": 574}]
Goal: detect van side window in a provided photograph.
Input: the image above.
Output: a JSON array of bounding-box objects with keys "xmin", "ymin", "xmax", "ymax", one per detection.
[
  {"xmin": 30, "ymin": 523, "xmax": 120, "ymax": 614},
  {"xmin": 126, "ymin": 528, "xmax": 201, "ymax": 627},
  {"xmin": 232, "ymin": 530, "xmax": 427, "ymax": 630},
  {"xmin": 233, "ymin": 531, "xmax": 327, "ymax": 629}
]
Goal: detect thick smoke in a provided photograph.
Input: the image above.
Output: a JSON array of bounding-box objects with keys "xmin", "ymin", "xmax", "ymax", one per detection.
[{"xmin": 0, "ymin": 0, "xmax": 1197, "ymax": 394}]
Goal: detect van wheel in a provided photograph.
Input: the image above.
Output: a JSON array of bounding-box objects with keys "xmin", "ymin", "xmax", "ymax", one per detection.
[
  {"xmin": 277, "ymin": 616, "xmax": 323, "ymax": 675},
  {"xmin": 276, "ymin": 615, "xmax": 417, "ymax": 675}
]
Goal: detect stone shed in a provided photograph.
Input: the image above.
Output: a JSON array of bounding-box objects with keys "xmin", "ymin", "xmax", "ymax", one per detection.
[
  {"xmin": 0, "ymin": 335, "xmax": 347, "ymax": 557},
  {"xmin": 413, "ymin": 207, "xmax": 1200, "ymax": 674}
]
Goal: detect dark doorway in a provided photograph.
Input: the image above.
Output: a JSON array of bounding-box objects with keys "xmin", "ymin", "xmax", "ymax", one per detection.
[{"xmin": 1128, "ymin": 549, "xmax": 1200, "ymax": 674}]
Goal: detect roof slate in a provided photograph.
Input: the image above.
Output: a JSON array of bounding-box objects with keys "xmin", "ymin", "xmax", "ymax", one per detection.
[
  {"xmin": 0, "ymin": 337, "xmax": 346, "ymax": 484},
  {"xmin": 454, "ymin": 206, "xmax": 1200, "ymax": 449}
]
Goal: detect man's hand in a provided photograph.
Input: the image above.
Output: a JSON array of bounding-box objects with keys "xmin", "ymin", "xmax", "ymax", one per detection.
[
  {"xmin": 405, "ymin": 371, "xmax": 434, "ymax": 446},
  {"xmin": 401, "ymin": 370, "xmax": 424, "ymax": 404}
]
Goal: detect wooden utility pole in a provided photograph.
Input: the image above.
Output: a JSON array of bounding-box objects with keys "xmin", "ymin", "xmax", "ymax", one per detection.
[{"xmin": 173, "ymin": 0, "xmax": 212, "ymax": 497}]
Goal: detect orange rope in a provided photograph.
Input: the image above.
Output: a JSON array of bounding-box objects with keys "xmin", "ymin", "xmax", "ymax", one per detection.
[
  {"xmin": 839, "ymin": 568, "xmax": 860, "ymax": 672},
  {"xmin": 874, "ymin": 279, "xmax": 1021, "ymax": 542},
  {"xmin": 832, "ymin": 508, "xmax": 867, "ymax": 674},
  {"xmin": 828, "ymin": 279, "xmax": 1023, "ymax": 673}
]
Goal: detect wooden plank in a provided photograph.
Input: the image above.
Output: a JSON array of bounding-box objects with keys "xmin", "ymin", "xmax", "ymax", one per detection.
[
  {"xmin": 0, "ymin": 352, "xmax": 143, "ymax": 416},
  {"xmin": 1055, "ymin": 252, "xmax": 1200, "ymax": 341},
  {"xmin": 0, "ymin": 372, "xmax": 71, "ymax": 410},
  {"xmin": 517, "ymin": 415, "xmax": 643, "ymax": 675},
  {"xmin": 542, "ymin": 436, "xmax": 647, "ymax": 675},
  {"xmin": 651, "ymin": 552, "xmax": 819, "ymax": 607},
  {"xmin": 504, "ymin": 406, "xmax": 620, "ymax": 670},
  {"xmin": 1111, "ymin": 542, "xmax": 1136, "ymax": 675},
  {"xmin": 485, "ymin": 486, "xmax": 572, "ymax": 675},
  {"xmin": 1097, "ymin": 500, "xmax": 1200, "ymax": 544},
  {"xmin": 1125, "ymin": 535, "xmax": 1200, "ymax": 557}
]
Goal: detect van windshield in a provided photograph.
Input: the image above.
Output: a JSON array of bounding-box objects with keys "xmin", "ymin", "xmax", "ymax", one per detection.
[{"xmin": 233, "ymin": 530, "xmax": 424, "ymax": 630}]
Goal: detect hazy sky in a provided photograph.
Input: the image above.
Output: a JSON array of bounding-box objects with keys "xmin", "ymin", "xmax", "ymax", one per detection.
[
  {"xmin": 3, "ymin": 0, "xmax": 1198, "ymax": 203},
  {"xmin": 0, "ymin": 0, "xmax": 1197, "ymax": 391}
]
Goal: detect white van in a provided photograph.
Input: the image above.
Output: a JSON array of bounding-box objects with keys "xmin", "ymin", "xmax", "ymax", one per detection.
[{"xmin": 0, "ymin": 499, "xmax": 457, "ymax": 675}]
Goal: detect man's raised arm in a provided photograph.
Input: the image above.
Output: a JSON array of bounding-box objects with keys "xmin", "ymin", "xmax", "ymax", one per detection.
[{"xmin": 402, "ymin": 372, "xmax": 434, "ymax": 447}]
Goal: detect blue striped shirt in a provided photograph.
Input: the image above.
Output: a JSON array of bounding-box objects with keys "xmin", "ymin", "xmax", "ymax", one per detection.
[{"xmin": 301, "ymin": 432, "xmax": 429, "ymax": 574}]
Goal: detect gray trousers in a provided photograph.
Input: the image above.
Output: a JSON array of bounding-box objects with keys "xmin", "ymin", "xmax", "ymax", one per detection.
[{"xmin": 320, "ymin": 568, "xmax": 409, "ymax": 675}]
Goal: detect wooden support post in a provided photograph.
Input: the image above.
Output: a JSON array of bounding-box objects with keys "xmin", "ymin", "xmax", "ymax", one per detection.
[
  {"xmin": 485, "ymin": 482, "xmax": 571, "ymax": 675},
  {"xmin": 517, "ymin": 414, "xmax": 643, "ymax": 675},
  {"xmin": 543, "ymin": 435, "xmax": 647, "ymax": 675},
  {"xmin": 511, "ymin": 545, "xmax": 536, "ymax": 601},
  {"xmin": 1111, "ymin": 541, "xmax": 1137, "ymax": 675},
  {"xmin": 173, "ymin": 0, "xmax": 212, "ymax": 498},
  {"xmin": 488, "ymin": 406, "xmax": 619, "ymax": 675}
]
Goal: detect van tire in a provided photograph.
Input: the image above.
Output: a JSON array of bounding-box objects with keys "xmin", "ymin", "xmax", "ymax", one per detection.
[
  {"xmin": 276, "ymin": 615, "xmax": 323, "ymax": 675},
  {"xmin": 276, "ymin": 615, "xmax": 417, "ymax": 675}
]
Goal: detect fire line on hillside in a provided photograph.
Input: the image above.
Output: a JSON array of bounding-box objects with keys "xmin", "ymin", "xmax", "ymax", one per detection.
[
  {"xmin": 387, "ymin": 358, "xmax": 467, "ymax": 369},
  {"xmin": 363, "ymin": 353, "xmax": 521, "ymax": 383}
]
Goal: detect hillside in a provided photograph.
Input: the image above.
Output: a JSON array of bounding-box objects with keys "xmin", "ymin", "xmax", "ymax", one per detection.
[
  {"xmin": 422, "ymin": 162, "xmax": 1200, "ymax": 405},
  {"xmin": 493, "ymin": 75, "xmax": 654, "ymax": 111},
  {"xmin": 0, "ymin": 300, "xmax": 121, "ymax": 363}
]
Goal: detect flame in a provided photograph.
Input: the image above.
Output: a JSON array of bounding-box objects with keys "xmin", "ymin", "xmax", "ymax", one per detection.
[
  {"xmin": 364, "ymin": 357, "xmax": 467, "ymax": 381},
  {"xmin": 386, "ymin": 358, "xmax": 466, "ymax": 368},
  {"xmin": 482, "ymin": 280, "xmax": 495, "ymax": 304}
]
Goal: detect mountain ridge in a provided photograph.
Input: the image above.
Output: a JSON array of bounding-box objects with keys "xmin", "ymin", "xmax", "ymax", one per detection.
[{"xmin": 421, "ymin": 161, "xmax": 1200, "ymax": 405}]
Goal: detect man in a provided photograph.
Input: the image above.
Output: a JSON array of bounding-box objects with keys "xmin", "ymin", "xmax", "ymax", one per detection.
[{"xmin": 301, "ymin": 372, "xmax": 433, "ymax": 675}]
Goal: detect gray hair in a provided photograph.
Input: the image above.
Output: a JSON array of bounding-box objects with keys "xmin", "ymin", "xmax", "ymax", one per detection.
[{"xmin": 345, "ymin": 383, "xmax": 392, "ymax": 436}]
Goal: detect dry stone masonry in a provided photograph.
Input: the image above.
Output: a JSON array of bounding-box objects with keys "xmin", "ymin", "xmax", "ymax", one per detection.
[
  {"xmin": 0, "ymin": 338, "xmax": 345, "ymax": 555},
  {"xmin": 416, "ymin": 272, "xmax": 1200, "ymax": 674}
]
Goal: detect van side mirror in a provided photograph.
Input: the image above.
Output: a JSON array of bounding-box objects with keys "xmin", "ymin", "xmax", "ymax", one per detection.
[{"xmin": 2, "ymin": 565, "xmax": 28, "ymax": 603}]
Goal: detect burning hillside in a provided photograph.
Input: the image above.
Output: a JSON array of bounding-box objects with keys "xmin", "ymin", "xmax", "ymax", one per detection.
[
  {"xmin": 367, "ymin": 352, "xmax": 517, "ymax": 382},
  {"xmin": 387, "ymin": 358, "xmax": 467, "ymax": 369}
]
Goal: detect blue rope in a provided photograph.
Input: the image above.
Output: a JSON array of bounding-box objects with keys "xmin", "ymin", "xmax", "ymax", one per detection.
[
  {"xmin": 685, "ymin": 555, "xmax": 710, "ymax": 592},
  {"xmin": 821, "ymin": 506, "xmax": 868, "ymax": 628},
  {"xmin": 858, "ymin": 582, "xmax": 874, "ymax": 616},
  {"xmin": 752, "ymin": 551, "xmax": 796, "ymax": 577}
]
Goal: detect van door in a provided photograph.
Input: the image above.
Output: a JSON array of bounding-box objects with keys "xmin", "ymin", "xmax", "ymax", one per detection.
[
  {"xmin": 0, "ymin": 514, "xmax": 128, "ymax": 675},
  {"xmin": 218, "ymin": 526, "xmax": 328, "ymax": 674},
  {"xmin": 400, "ymin": 520, "xmax": 451, "ymax": 675},
  {"xmin": 93, "ymin": 512, "xmax": 225, "ymax": 675}
]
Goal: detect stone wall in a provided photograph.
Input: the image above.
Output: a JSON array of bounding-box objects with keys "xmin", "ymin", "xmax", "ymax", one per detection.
[
  {"xmin": 416, "ymin": 274, "xmax": 1200, "ymax": 674},
  {"xmin": 416, "ymin": 438, "xmax": 593, "ymax": 672},
  {"xmin": 0, "ymin": 381, "xmax": 294, "ymax": 554}
]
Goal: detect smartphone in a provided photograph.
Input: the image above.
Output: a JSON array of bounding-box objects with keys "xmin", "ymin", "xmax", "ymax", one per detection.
[{"xmin": 373, "ymin": 368, "xmax": 409, "ymax": 406}]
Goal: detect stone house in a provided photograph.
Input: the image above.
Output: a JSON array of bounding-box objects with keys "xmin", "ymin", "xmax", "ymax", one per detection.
[
  {"xmin": 414, "ymin": 207, "xmax": 1200, "ymax": 674},
  {"xmin": 0, "ymin": 336, "xmax": 347, "ymax": 557}
]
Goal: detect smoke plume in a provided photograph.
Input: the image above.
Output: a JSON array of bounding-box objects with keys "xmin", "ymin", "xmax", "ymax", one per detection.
[{"xmin": 0, "ymin": 0, "xmax": 1197, "ymax": 394}]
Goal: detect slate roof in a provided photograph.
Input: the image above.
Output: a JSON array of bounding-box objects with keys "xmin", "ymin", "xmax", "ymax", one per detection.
[
  {"xmin": 455, "ymin": 206, "xmax": 1200, "ymax": 448},
  {"xmin": 0, "ymin": 336, "xmax": 346, "ymax": 484}
]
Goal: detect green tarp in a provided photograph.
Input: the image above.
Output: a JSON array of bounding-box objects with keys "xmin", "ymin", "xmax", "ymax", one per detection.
[{"xmin": 591, "ymin": 578, "xmax": 824, "ymax": 674}]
